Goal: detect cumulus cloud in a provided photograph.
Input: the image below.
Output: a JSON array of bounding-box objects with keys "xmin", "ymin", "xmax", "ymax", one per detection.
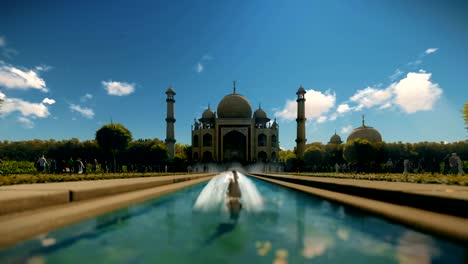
[
  {"xmin": 425, "ymin": 48, "xmax": 438, "ymax": 54},
  {"xmin": 102, "ymin": 81, "xmax": 135, "ymax": 96},
  {"xmin": 0, "ymin": 65, "xmax": 47, "ymax": 92},
  {"xmin": 195, "ymin": 62, "xmax": 203, "ymax": 73},
  {"xmin": 341, "ymin": 125, "xmax": 353, "ymax": 134},
  {"xmin": 344, "ymin": 70, "xmax": 442, "ymax": 114},
  {"xmin": 392, "ymin": 71, "xmax": 442, "ymax": 113},
  {"xmin": 350, "ymin": 86, "xmax": 393, "ymax": 111},
  {"xmin": 0, "ymin": 92, "xmax": 50, "ymax": 118},
  {"xmin": 80, "ymin": 93, "xmax": 93, "ymax": 102},
  {"xmin": 18, "ymin": 116, "xmax": 34, "ymax": 129},
  {"xmin": 42, "ymin": 98, "xmax": 56, "ymax": 105},
  {"xmin": 390, "ymin": 69, "xmax": 403, "ymax": 81},
  {"xmin": 69, "ymin": 104, "xmax": 94, "ymax": 119},
  {"xmin": 336, "ymin": 104, "xmax": 351, "ymax": 114},
  {"xmin": 275, "ymin": 89, "xmax": 336, "ymax": 122}
]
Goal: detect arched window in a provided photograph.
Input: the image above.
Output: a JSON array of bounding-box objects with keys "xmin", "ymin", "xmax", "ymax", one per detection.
[
  {"xmin": 258, "ymin": 134, "xmax": 267, "ymax": 147},
  {"xmin": 203, "ymin": 133, "xmax": 212, "ymax": 147},
  {"xmin": 258, "ymin": 151, "xmax": 267, "ymax": 162},
  {"xmin": 271, "ymin": 135, "xmax": 277, "ymax": 147},
  {"xmin": 193, "ymin": 135, "xmax": 199, "ymax": 147}
]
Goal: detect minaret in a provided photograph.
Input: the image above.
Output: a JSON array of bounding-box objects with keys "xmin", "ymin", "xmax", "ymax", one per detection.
[
  {"xmin": 165, "ymin": 87, "xmax": 176, "ymax": 159},
  {"xmin": 296, "ymin": 86, "xmax": 306, "ymax": 159}
]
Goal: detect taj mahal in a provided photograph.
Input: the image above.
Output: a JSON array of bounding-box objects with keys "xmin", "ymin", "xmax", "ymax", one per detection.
[{"xmin": 190, "ymin": 82, "xmax": 281, "ymax": 163}]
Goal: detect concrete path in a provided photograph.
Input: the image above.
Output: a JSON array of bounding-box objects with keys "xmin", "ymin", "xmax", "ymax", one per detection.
[
  {"xmin": 251, "ymin": 173, "xmax": 468, "ymax": 217},
  {"xmin": 0, "ymin": 173, "xmax": 215, "ymax": 216}
]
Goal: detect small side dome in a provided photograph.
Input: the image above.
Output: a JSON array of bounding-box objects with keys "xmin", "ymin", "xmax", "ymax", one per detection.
[
  {"xmin": 329, "ymin": 132, "xmax": 343, "ymax": 144},
  {"xmin": 202, "ymin": 106, "xmax": 215, "ymax": 119},
  {"xmin": 253, "ymin": 107, "xmax": 267, "ymax": 119}
]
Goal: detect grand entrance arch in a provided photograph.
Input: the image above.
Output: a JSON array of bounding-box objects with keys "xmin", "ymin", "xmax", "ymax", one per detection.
[{"xmin": 222, "ymin": 130, "xmax": 247, "ymax": 162}]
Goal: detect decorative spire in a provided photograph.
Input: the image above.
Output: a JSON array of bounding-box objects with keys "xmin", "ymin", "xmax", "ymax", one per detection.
[
  {"xmin": 208, "ymin": 103, "xmax": 210, "ymax": 110},
  {"xmin": 259, "ymin": 103, "xmax": 262, "ymax": 109},
  {"xmin": 334, "ymin": 129, "xmax": 337, "ymax": 135},
  {"xmin": 233, "ymin": 80, "xmax": 236, "ymax": 94},
  {"xmin": 362, "ymin": 114, "xmax": 365, "ymax": 127}
]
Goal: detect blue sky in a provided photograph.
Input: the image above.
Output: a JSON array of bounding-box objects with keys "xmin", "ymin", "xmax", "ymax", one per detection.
[{"xmin": 0, "ymin": 0, "xmax": 467, "ymax": 150}]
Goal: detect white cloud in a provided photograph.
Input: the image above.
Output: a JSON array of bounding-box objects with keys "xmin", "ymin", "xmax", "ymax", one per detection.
[
  {"xmin": 275, "ymin": 89, "xmax": 336, "ymax": 122},
  {"xmin": 350, "ymin": 86, "xmax": 393, "ymax": 110},
  {"xmin": 341, "ymin": 125, "xmax": 353, "ymax": 134},
  {"xmin": 317, "ymin": 116, "xmax": 327, "ymax": 123},
  {"xmin": 102, "ymin": 81, "xmax": 135, "ymax": 96},
  {"xmin": 18, "ymin": 116, "xmax": 34, "ymax": 129},
  {"xmin": 392, "ymin": 71, "xmax": 442, "ymax": 113},
  {"xmin": 425, "ymin": 48, "xmax": 438, "ymax": 54},
  {"xmin": 195, "ymin": 62, "xmax": 204, "ymax": 73},
  {"xmin": 80, "ymin": 93, "xmax": 93, "ymax": 102},
  {"xmin": 0, "ymin": 92, "xmax": 50, "ymax": 118},
  {"xmin": 0, "ymin": 65, "xmax": 47, "ymax": 92},
  {"xmin": 69, "ymin": 104, "xmax": 94, "ymax": 119},
  {"xmin": 42, "ymin": 98, "xmax": 56, "ymax": 105},
  {"xmin": 336, "ymin": 104, "xmax": 351, "ymax": 114}
]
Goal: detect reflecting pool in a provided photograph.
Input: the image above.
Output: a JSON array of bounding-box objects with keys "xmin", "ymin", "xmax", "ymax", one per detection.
[{"xmin": 0, "ymin": 172, "xmax": 466, "ymax": 263}]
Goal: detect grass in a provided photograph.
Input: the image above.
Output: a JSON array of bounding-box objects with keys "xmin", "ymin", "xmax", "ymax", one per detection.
[
  {"xmin": 273, "ymin": 172, "xmax": 468, "ymax": 186},
  {"xmin": 0, "ymin": 172, "xmax": 206, "ymax": 186}
]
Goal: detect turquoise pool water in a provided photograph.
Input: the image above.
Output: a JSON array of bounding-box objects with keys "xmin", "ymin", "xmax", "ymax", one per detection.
[{"xmin": 0, "ymin": 173, "xmax": 466, "ymax": 263}]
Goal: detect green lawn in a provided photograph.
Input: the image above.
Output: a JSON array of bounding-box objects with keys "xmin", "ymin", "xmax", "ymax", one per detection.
[{"xmin": 272, "ymin": 172, "xmax": 468, "ymax": 186}]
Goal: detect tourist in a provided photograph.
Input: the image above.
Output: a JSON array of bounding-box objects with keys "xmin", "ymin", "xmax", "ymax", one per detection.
[
  {"xmin": 92, "ymin": 159, "xmax": 98, "ymax": 173},
  {"xmin": 449, "ymin": 153, "xmax": 459, "ymax": 175},
  {"xmin": 36, "ymin": 155, "xmax": 48, "ymax": 173},
  {"xmin": 455, "ymin": 154, "xmax": 464, "ymax": 175},
  {"xmin": 50, "ymin": 159, "xmax": 57, "ymax": 174}
]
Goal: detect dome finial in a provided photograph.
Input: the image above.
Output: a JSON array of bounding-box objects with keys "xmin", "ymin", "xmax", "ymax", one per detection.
[
  {"xmin": 208, "ymin": 103, "xmax": 210, "ymax": 110},
  {"xmin": 233, "ymin": 80, "xmax": 236, "ymax": 94},
  {"xmin": 362, "ymin": 114, "xmax": 366, "ymax": 127},
  {"xmin": 334, "ymin": 129, "xmax": 337, "ymax": 135},
  {"xmin": 259, "ymin": 103, "xmax": 262, "ymax": 109}
]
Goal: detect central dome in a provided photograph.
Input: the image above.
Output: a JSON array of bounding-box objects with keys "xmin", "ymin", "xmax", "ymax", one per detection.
[{"xmin": 217, "ymin": 93, "xmax": 252, "ymax": 118}]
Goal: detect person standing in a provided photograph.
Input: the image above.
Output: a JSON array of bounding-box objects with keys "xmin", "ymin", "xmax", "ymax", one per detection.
[
  {"xmin": 37, "ymin": 155, "xmax": 48, "ymax": 173},
  {"xmin": 449, "ymin": 153, "xmax": 459, "ymax": 175}
]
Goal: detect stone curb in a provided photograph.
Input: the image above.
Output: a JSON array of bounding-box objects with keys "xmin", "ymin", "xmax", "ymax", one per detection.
[
  {"xmin": 250, "ymin": 173, "xmax": 468, "ymax": 218},
  {"xmin": 252, "ymin": 175, "xmax": 468, "ymax": 245},
  {"xmin": 0, "ymin": 174, "xmax": 215, "ymax": 216}
]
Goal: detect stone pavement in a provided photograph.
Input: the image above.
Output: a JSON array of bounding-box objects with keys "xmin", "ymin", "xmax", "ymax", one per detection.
[{"xmin": 0, "ymin": 173, "xmax": 215, "ymax": 216}]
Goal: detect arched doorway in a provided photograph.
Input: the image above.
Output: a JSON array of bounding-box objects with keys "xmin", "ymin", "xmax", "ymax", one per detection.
[
  {"xmin": 202, "ymin": 151, "xmax": 213, "ymax": 162},
  {"xmin": 223, "ymin": 130, "xmax": 247, "ymax": 162},
  {"xmin": 258, "ymin": 151, "xmax": 267, "ymax": 162}
]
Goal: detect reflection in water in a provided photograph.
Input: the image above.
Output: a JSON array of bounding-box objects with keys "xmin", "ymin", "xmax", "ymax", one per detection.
[{"xmin": 397, "ymin": 231, "xmax": 436, "ymax": 264}]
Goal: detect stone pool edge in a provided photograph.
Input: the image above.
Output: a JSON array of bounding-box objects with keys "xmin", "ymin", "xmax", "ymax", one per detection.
[
  {"xmin": 251, "ymin": 174, "xmax": 468, "ymax": 246},
  {"xmin": 0, "ymin": 175, "xmax": 214, "ymax": 249}
]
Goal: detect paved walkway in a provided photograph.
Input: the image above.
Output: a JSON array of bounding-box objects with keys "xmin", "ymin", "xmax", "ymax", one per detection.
[{"xmin": 0, "ymin": 173, "xmax": 215, "ymax": 216}]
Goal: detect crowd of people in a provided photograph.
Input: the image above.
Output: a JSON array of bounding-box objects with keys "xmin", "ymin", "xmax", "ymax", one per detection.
[{"xmin": 34, "ymin": 156, "xmax": 102, "ymax": 174}]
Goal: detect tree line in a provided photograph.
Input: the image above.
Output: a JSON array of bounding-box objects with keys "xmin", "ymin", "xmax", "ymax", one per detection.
[{"xmin": 280, "ymin": 139, "xmax": 467, "ymax": 173}]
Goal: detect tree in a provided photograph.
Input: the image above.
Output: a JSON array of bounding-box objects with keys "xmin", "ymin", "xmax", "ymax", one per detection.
[
  {"xmin": 95, "ymin": 123, "xmax": 132, "ymax": 172},
  {"xmin": 303, "ymin": 146, "xmax": 324, "ymax": 171}
]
